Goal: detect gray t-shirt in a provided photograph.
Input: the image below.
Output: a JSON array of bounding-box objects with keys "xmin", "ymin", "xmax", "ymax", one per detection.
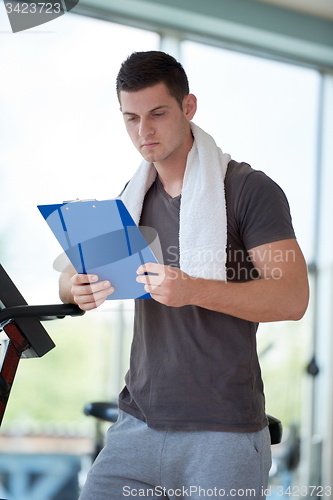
[{"xmin": 119, "ymin": 160, "xmax": 295, "ymax": 432}]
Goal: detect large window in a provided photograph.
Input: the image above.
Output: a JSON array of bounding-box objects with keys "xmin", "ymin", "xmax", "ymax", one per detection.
[
  {"xmin": 182, "ymin": 40, "xmax": 320, "ymax": 263},
  {"xmin": 0, "ymin": 9, "xmax": 159, "ymax": 433}
]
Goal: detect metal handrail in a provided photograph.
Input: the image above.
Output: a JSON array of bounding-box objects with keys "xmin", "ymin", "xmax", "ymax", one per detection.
[{"xmin": 0, "ymin": 303, "xmax": 85, "ymax": 324}]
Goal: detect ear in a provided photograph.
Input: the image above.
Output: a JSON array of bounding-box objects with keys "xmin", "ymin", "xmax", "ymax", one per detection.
[{"xmin": 183, "ymin": 93, "xmax": 197, "ymax": 121}]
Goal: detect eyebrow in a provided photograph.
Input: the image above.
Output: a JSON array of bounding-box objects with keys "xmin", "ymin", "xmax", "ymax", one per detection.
[{"xmin": 122, "ymin": 105, "xmax": 169, "ymax": 116}]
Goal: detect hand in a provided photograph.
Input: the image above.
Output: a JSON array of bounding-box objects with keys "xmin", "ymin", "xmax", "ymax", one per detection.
[
  {"xmin": 136, "ymin": 263, "xmax": 196, "ymax": 307},
  {"xmin": 70, "ymin": 274, "xmax": 114, "ymax": 310}
]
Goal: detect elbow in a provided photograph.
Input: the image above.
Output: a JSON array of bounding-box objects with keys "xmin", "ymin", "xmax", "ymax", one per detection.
[
  {"xmin": 288, "ymin": 308, "xmax": 307, "ymax": 322},
  {"xmin": 286, "ymin": 285, "xmax": 310, "ymax": 321}
]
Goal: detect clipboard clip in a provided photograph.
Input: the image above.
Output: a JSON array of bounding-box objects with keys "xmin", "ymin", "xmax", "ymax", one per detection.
[{"xmin": 63, "ymin": 198, "xmax": 97, "ymax": 203}]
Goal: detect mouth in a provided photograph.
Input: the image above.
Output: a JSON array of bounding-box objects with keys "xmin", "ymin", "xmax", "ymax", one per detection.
[{"xmin": 142, "ymin": 142, "xmax": 159, "ymax": 150}]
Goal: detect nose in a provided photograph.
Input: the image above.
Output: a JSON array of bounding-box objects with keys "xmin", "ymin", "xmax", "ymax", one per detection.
[{"xmin": 138, "ymin": 117, "xmax": 154, "ymax": 138}]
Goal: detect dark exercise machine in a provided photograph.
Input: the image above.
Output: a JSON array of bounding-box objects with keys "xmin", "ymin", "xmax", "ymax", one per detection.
[{"xmin": 0, "ymin": 264, "xmax": 85, "ymax": 426}]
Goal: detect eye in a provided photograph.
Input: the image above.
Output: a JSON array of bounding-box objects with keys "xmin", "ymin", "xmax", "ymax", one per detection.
[{"xmin": 153, "ymin": 112, "xmax": 164, "ymax": 117}]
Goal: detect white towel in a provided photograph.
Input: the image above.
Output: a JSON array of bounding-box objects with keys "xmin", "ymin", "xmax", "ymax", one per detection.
[{"xmin": 121, "ymin": 122, "xmax": 230, "ymax": 281}]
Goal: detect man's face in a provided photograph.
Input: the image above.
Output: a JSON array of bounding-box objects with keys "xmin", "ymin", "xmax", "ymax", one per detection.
[{"xmin": 120, "ymin": 82, "xmax": 196, "ymax": 166}]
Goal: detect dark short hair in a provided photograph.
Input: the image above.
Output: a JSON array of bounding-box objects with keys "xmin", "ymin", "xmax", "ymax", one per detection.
[{"xmin": 116, "ymin": 51, "xmax": 190, "ymax": 108}]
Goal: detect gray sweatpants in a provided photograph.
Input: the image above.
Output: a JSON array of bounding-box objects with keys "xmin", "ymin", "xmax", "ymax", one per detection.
[{"xmin": 79, "ymin": 410, "xmax": 272, "ymax": 500}]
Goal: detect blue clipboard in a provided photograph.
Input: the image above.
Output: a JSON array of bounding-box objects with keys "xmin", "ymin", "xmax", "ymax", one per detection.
[{"xmin": 38, "ymin": 199, "xmax": 158, "ymax": 300}]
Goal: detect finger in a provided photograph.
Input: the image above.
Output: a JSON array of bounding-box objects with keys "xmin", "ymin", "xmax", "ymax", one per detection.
[
  {"xmin": 71, "ymin": 273, "xmax": 99, "ymax": 285},
  {"xmin": 73, "ymin": 284, "xmax": 113, "ymax": 299},
  {"xmin": 72, "ymin": 280, "xmax": 112, "ymax": 297},
  {"xmin": 77, "ymin": 295, "xmax": 109, "ymax": 311},
  {"xmin": 136, "ymin": 274, "xmax": 164, "ymax": 286},
  {"xmin": 74, "ymin": 286, "xmax": 114, "ymax": 308},
  {"xmin": 136, "ymin": 263, "xmax": 162, "ymax": 275}
]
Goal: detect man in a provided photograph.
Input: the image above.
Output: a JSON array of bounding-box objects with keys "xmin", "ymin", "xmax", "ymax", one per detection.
[{"xmin": 59, "ymin": 51, "xmax": 309, "ymax": 499}]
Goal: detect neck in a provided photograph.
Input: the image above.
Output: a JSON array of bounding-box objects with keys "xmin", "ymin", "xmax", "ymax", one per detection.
[
  {"xmin": 154, "ymin": 130, "xmax": 194, "ymax": 198},
  {"xmin": 157, "ymin": 172, "xmax": 183, "ymax": 198}
]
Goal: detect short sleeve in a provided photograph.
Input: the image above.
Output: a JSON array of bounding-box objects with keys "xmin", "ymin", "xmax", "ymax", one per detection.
[{"xmin": 235, "ymin": 169, "xmax": 295, "ymax": 250}]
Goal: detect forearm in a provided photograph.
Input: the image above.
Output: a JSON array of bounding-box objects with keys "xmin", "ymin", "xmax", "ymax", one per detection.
[
  {"xmin": 137, "ymin": 239, "xmax": 309, "ymax": 321},
  {"xmin": 59, "ymin": 265, "xmax": 76, "ymax": 304},
  {"xmin": 189, "ymin": 274, "xmax": 309, "ymax": 323}
]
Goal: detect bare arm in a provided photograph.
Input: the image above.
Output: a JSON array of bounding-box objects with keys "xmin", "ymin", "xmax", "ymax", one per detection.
[
  {"xmin": 136, "ymin": 238, "xmax": 309, "ymax": 322},
  {"xmin": 59, "ymin": 263, "xmax": 114, "ymax": 310},
  {"xmin": 59, "ymin": 263, "xmax": 76, "ymax": 304}
]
